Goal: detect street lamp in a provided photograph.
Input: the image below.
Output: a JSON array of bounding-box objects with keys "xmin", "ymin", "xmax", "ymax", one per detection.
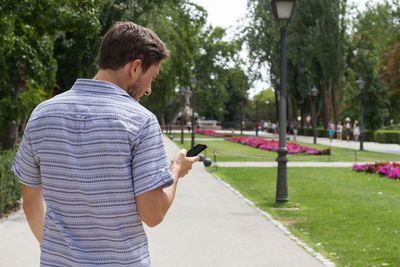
[
  {"xmin": 271, "ymin": 0, "xmax": 296, "ymax": 202},
  {"xmin": 190, "ymin": 77, "xmax": 197, "ymax": 149},
  {"xmin": 180, "ymin": 87, "xmax": 185, "ymax": 144},
  {"xmin": 255, "ymin": 99, "xmax": 259, "ymax": 136},
  {"xmin": 356, "ymin": 77, "xmax": 365, "ymax": 151},
  {"xmin": 219, "ymin": 107, "xmax": 223, "ymax": 129},
  {"xmin": 266, "ymin": 100, "xmax": 270, "ymax": 122},
  {"xmin": 311, "ymin": 86, "xmax": 319, "ymax": 144}
]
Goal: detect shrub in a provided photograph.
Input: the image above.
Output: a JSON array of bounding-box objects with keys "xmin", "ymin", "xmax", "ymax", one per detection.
[
  {"xmin": 374, "ymin": 130, "xmax": 400, "ymax": 144},
  {"xmin": 0, "ymin": 150, "xmax": 21, "ymax": 216},
  {"xmin": 195, "ymin": 129, "xmax": 232, "ymax": 137}
]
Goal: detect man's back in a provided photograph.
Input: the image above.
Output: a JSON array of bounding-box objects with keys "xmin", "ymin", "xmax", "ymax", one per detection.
[{"xmin": 12, "ymin": 79, "xmax": 173, "ymax": 266}]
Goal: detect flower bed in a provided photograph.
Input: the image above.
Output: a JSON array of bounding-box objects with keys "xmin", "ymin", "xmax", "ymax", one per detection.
[
  {"xmin": 195, "ymin": 129, "xmax": 232, "ymax": 137},
  {"xmin": 224, "ymin": 136, "xmax": 331, "ymax": 155},
  {"xmin": 353, "ymin": 162, "xmax": 400, "ymax": 179}
]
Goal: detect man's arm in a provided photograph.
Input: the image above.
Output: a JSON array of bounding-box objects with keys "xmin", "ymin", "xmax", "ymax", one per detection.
[
  {"xmin": 22, "ymin": 185, "xmax": 45, "ymax": 246},
  {"xmin": 136, "ymin": 150, "xmax": 199, "ymax": 227}
]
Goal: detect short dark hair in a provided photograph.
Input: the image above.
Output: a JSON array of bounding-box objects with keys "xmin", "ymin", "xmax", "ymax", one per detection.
[{"xmin": 99, "ymin": 22, "xmax": 169, "ymax": 72}]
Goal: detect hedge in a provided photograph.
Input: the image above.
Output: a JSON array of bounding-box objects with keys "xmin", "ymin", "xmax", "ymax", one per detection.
[
  {"xmin": 292, "ymin": 128, "xmax": 390, "ymax": 144},
  {"xmin": 0, "ymin": 150, "xmax": 21, "ymax": 216},
  {"xmin": 374, "ymin": 130, "xmax": 400, "ymax": 144}
]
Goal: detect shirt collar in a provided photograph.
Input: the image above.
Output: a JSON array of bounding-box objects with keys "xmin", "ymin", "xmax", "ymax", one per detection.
[{"xmin": 71, "ymin": 79, "xmax": 131, "ymax": 98}]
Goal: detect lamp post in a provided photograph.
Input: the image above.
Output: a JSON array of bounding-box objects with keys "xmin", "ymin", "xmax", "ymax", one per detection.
[
  {"xmin": 190, "ymin": 77, "xmax": 197, "ymax": 149},
  {"xmin": 180, "ymin": 87, "xmax": 185, "ymax": 144},
  {"xmin": 311, "ymin": 86, "xmax": 318, "ymax": 144},
  {"xmin": 219, "ymin": 107, "xmax": 223, "ymax": 129},
  {"xmin": 266, "ymin": 100, "xmax": 270, "ymax": 122},
  {"xmin": 271, "ymin": 0, "xmax": 296, "ymax": 202},
  {"xmin": 356, "ymin": 77, "xmax": 365, "ymax": 151},
  {"xmin": 255, "ymin": 99, "xmax": 259, "ymax": 136}
]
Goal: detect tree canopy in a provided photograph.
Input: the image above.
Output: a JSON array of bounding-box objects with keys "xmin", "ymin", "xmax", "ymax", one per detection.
[{"xmin": 0, "ymin": 0, "xmax": 249, "ymax": 149}]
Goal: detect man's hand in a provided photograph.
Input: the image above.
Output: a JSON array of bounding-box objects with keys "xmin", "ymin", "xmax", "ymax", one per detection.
[
  {"xmin": 136, "ymin": 149, "xmax": 199, "ymax": 227},
  {"xmin": 170, "ymin": 149, "xmax": 199, "ymax": 179}
]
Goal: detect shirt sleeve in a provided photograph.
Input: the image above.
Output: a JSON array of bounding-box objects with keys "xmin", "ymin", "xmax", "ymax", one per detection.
[
  {"xmin": 11, "ymin": 126, "xmax": 41, "ymax": 187},
  {"xmin": 132, "ymin": 115, "xmax": 174, "ymax": 196}
]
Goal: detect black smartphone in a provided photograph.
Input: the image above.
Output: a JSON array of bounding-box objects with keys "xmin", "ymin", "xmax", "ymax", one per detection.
[{"xmin": 186, "ymin": 144, "xmax": 207, "ymax": 157}]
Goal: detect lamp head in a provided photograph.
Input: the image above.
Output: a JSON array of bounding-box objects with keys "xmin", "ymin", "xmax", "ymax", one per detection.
[
  {"xmin": 311, "ymin": 86, "xmax": 319, "ymax": 97},
  {"xmin": 271, "ymin": 0, "xmax": 296, "ymax": 21},
  {"xmin": 190, "ymin": 77, "xmax": 197, "ymax": 89},
  {"xmin": 356, "ymin": 77, "xmax": 365, "ymax": 91}
]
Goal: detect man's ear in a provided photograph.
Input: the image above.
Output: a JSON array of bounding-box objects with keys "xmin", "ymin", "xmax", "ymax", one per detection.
[{"xmin": 129, "ymin": 59, "xmax": 142, "ymax": 78}]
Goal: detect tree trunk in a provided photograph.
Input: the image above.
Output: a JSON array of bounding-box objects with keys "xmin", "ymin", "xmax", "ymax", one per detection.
[
  {"xmin": 300, "ymin": 106, "xmax": 305, "ymax": 128},
  {"xmin": 3, "ymin": 76, "xmax": 26, "ymax": 151},
  {"xmin": 292, "ymin": 98, "xmax": 298, "ymax": 122},
  {"xmin": 320, "ymin": 79, "xmax": 330, "ymax": 128},
  {"xmin": 160, "ymin": 111, "xmax": 166, "ymax": 133},
  {"xmin": 331, "ymin": 82, "xmax": 339, "ymax": 124},
  {"xmin": 1, "ymin": 121, "xmax": 18, "ymax": 150}
]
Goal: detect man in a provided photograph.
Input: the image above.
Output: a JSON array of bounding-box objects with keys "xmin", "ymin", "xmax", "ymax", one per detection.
[{"xmin": 11, "ymin": 22, "xmax": 199, "ymax": 266}]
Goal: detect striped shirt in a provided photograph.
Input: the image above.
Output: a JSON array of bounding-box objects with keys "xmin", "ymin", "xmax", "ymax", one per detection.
[{"xmin": 12, "ymin": 79, "xmax": 174, "ymax": 266}]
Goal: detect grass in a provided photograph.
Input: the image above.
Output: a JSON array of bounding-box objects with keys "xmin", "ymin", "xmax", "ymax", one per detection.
[
  {"xmin": 211, "ymin": 167, "xmax": 400, "ymax": 266},
  {"xmin": 168, "ymin": 132, "xmax": 225, "ymax": 139},
  {"xmin": 171, "ymin": 138, "xmax": 400, "ymax": 162}
]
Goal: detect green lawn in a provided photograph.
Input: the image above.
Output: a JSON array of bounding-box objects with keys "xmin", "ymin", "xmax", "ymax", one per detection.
[
  {"xmin": 172, "ymin": 138, "xmax": 400, "ymax": 162},
  {"xmin": 212, "ymin": 167, "xmax": 400, "ymax": 266},
  {"xmin": 168, "ymin": 133, "xmax": 225, "ymax": 139}
]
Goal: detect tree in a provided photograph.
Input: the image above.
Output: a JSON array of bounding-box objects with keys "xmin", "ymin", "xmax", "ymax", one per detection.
[
  {"xmin": 193, "ymin": 26, "xmax": 243, "ymax": 121},
  {"xmin": 342, "ymin": 1, "xmax": 398, "ymax": 129},
  {"xmin": 223, "ymin": 67, "xmax": 250, "ymax": 126},
  {"xmin": 137, "ymin": 1, "xmax": 207, "ymax": 125},
  {"xmin": 380, "ymin": 42, "xmax": 400, "ymax": 123},
  {"xmin": 0, "ymin": 0, "xmax": 60, "ymax": 149},
  {"xmin": 243, "ymin": 0, "xmax": 348, "ymax": 129}
]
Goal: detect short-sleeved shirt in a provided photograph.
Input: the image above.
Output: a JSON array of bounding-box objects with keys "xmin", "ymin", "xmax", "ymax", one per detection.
[{"xmin": 11, "ymin": 79, "xmax": 174, "ymax": 266}]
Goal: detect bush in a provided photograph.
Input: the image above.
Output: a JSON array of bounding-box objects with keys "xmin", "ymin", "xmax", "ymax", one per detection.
[
  {"xmin": 298, "ymin": 128, "xmax": 329, "ymax": 138},
  {"xmin": 374, "ymin": 130, "xmax": 400, "ymax": 144},
  {"xmin": 0, "ymin": 150, "xmax": 21, "ymax": 216}
]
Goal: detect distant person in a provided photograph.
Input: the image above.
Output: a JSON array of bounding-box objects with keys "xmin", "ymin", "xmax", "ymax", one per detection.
[
  {"xmin": 254, "ymin": 121, "xmax": 260, "ymax": 136},
  {"xmin": 353, "ymin": 120, "xmax": 360, "ymax": 141},
  {"xmin": 241, "ymin": 120, "xmax": 246, "ymax": 135},
  {"xmin": 187, "ymin": 120, "xmax": 192, "ymax": 132},
  {"xmin": 263, "ymin": 120, "xmax": 268, "ymax": 132},
  {"xmin": 328, "ymin": 121, "xmax": 335, "ymax": 142},
  {"xmin": 272, "ymin": 122, "xmax": 278, "ymax": 137},
  {"xmin": 291, "ymin": 120, "xmax": 298, "ymax": 141},
  {"xmin": 336, "ymin": 121, "xmax": 343, "ymax": 142},
  {"xmin": 345, "ymin": 119, "xmax": 352, "ymax": 142}
]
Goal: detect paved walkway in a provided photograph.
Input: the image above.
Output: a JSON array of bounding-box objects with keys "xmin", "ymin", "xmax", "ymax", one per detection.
[
  {"xmin": 146, "ymin": 136, "xmax": 330, "ymax": 266},
  {"xmin": 0, "ymin": 135, "xmax": 333, "ymax": 267}
]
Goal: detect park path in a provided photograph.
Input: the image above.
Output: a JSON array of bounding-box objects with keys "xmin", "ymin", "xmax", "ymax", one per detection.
[
  {"xmin": 145, "ymin": 136, "xmax": 332, "ymax": 267},
  {"xmin": 0, "ymin": 135, "xmax": 334, "ymax": 267}
]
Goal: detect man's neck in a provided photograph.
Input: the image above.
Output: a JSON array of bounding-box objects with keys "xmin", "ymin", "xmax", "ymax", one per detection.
[{"xmin": 93, "ymin": 69, "xmax": 127, "ymax": 91}]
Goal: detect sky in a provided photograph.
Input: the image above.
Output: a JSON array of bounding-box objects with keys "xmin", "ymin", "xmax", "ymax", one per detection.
[{"xmin": 190, "ymin": 0, "xmax": 385, "ymax": 98}]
